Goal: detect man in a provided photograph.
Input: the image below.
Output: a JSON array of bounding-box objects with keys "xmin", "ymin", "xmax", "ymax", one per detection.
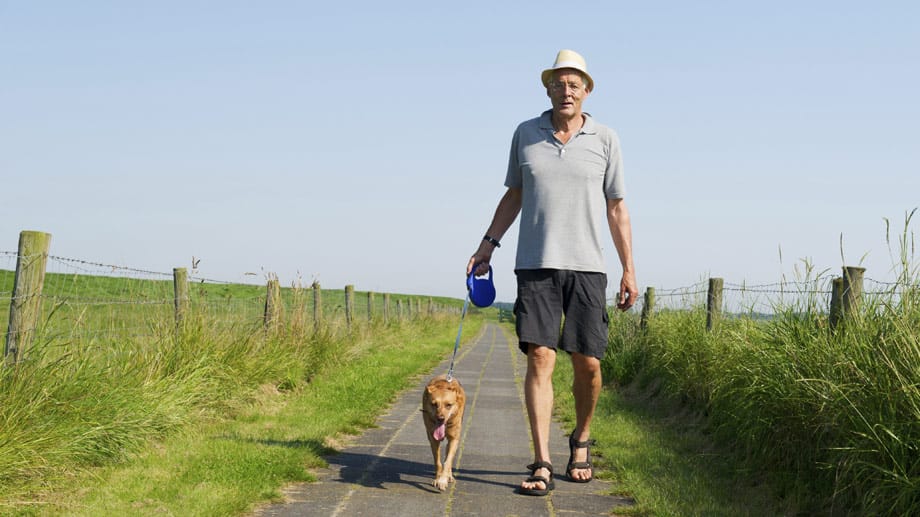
[{"xmin": 466, "ymin": 49, "xmax": 637, "ymax": 496}]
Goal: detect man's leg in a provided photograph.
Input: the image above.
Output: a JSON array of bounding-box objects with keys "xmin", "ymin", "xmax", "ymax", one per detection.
[
  {"xmin": 569, "ymin": 351, "xmax": 601, "ymax": 481},
  {"xmin": 521, "ymin": 343, "xmax": 556, "ymax": 491}
]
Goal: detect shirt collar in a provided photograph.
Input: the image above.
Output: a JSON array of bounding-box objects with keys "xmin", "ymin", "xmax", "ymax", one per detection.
[{"xmin": 539, "ymin": 109, "xmax": 597, "ymax": 134}]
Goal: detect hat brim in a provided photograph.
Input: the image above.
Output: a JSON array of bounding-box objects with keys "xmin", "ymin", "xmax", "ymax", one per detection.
[{"xmin": 541, "ymin": 66, "xmax": 594, "ymax": 92}]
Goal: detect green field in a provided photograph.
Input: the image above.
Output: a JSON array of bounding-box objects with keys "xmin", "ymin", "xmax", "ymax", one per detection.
[
  {"xmin": 0, "ymin": 268, "xmax": 476, "ymax": 514},
  {"xmin": 0, "ymin": 268, "xmax": 459, "ymax": 345}
]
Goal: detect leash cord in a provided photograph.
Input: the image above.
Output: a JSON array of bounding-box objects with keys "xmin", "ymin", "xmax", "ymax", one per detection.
[{"xmin": 445, "ymin": 293, "xmax": 470, "ymax": 382}]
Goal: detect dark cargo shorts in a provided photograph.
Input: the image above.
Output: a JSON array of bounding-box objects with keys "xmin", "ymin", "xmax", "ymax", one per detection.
[{"xmin": 513, "ymin": 269, "xmax": 610, "ymax": 359}]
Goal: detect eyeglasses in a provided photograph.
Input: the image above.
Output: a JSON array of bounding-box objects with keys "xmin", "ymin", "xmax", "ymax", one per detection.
[{"xmin": 548, "ymin": 80, "xmax": 584, "ymax": 94}]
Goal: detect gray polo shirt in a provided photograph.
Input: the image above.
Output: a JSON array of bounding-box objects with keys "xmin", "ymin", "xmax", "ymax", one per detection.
[{"xmin": 505, "ymin": 110, "xmax": 625, "ymax": 273}]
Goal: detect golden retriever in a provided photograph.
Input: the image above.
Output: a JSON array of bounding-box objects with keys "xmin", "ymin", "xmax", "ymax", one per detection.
[{"xmin": 421, "ymin": 375, "xmax": 466, "ymax": 491}]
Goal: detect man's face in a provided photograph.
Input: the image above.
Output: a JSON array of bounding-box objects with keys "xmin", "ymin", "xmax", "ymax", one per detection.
[{"xmin": 547, "ymin": 69, "xmax": 590, "ymax": 117}]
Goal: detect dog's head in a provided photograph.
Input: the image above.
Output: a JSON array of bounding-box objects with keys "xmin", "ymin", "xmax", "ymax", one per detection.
[{"xmin": 423, "ymin": 379, "xmax": 464, "ymax": 424}]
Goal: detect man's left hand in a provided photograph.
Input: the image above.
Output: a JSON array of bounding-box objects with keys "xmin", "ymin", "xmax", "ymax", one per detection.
[{"xmin": 616, "ymin": 273, "xmax": 638, "ymax": 311}]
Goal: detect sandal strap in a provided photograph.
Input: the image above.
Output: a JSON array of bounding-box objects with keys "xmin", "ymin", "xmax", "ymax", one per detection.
[
  {"xmin": 567, "ymin": 431, "xmax": 595, "ymax": 481},
  {"xmin": 526, "ymin": 461, "xmax": 554, "ymax": 475},
  {"xmin": 569, "ymin": 434, "xmax": 596, "ymax": 449}
]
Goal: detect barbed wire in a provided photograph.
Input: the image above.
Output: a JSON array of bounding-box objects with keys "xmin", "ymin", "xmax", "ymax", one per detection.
[
  {"xmin": 3, "ymin": 251, "xmax": 422, "ymax": 334},
  {"xmin": 724, "ymin": 285, "xmax": 828, "ymax": 295},
  {"xmin": 654, "ymin": 289, "xmax": 708, "ymax": 298},
  {"xmin": 47, "ymin": 255, "xmax": 174, "ymax": 279},
  {"xmin": 41, "ymin": 295, "xmax": 174, "ymax": 306},
  {"xmin": 5, "ymin": 250, "xmax": 920, "ymax": 327},
  {"xmin": 44, "ymin": 255, "xmax": 238, "ymax": 285},
  {"xmin": 865, "ymin": 277, "xmax": 917, "ymax": 289}
]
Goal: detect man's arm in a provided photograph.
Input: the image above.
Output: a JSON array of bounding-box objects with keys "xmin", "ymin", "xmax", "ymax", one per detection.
[
  {"xmin": 467, "ymin": 187, "xmax": 522, "ymax": 276},
  {"xmin": 607, "ymin": 197, "xmax": 638, "ymax": 310}
]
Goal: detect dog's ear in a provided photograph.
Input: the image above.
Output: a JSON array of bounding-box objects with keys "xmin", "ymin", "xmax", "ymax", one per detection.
[{"xmin": 426, "ymin": 384, "xmax": 437, "ymax": 394}]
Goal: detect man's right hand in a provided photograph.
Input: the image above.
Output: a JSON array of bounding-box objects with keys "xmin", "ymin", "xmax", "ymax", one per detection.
[{"xmin": 467, "ymin": 253, "xmax": 491, "ymax": 277}]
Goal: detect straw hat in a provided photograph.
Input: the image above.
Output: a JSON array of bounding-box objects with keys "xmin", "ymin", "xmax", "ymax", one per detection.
[{"xmin": 541, "ymin": 49, "xmax": 594, "ymax": 92}]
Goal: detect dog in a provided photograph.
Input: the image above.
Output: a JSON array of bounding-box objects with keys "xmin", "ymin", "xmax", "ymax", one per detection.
[{"xmin": 421, "ymin": 375, "xmax": 466, "ymax": 491}]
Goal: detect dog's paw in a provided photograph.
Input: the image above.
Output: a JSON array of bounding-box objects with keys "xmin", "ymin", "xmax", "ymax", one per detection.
[{"xmin": 433, "ymin": 473, "xmax": 454, "ymax": 491}]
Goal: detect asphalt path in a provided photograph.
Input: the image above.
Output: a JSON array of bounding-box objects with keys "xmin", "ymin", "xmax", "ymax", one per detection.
[{"xmin": 253, "ymin": 322, "xmax": 634, "ymax": 516}]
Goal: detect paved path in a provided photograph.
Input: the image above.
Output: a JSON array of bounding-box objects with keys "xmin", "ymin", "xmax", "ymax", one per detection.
[{"xmin": 254, "ymin": 322, "xmax": 634, "ymax": 516}]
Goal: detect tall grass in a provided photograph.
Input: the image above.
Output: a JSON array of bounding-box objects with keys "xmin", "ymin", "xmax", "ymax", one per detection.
[
  {"xmin": 604, "ymin": 218, "xmax": 920, "ymax": 515},
  {"xmin": 0, "ymin": 270, "xmax": 462, "ymax": 508}
]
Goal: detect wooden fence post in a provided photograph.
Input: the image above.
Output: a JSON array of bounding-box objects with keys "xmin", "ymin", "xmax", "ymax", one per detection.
[
  {"xmin": 312, "ymin": 281, "xmax": 322, "ymax": 331},
  {"xmin": 706, "ymin": 277, "xmax": 723, "ymax": 331},
  {"xmin": 396, "ymin": 299, "xmax": 403, "ymax": 321},
  {"xmin": 345, "ymin": 285, "xmax": 354, "ymax": 329},
  {"xmin": 4, "ymin": 230, "xmax": 51, "ymax": 365},
  {"xmin": 383, "ymin": 293, "xmax": 391, "ymax": 323},
  {"xmin": 829, "ymin": 277, "xmax": 844, "ymax": 330},
  {"xmin": 290, "ymin": 279, "xmax": 306, "ymax": 336},
  {"xmin": 264, "ymin": 275, "xmax": 282, "ymax": 329},
  {"xmin": 841, "ymin": 266, "xmax": 866, "ymax": 324},
  {"xmin": 640, "ymin": 287, "xmax": 655, "ymax": 330},
  {"xmin": 367, "ymin": 291, "xmax": 375, "ymax": 321},
  {"xmin": 173, "ymin": 267, "xmax": 189, "ymax": 330}
]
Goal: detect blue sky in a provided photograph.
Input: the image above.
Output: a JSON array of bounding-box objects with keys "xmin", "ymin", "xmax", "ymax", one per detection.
[{"xmin": 2, "ymin": 1, "xmax": 918, "ymax": 302}]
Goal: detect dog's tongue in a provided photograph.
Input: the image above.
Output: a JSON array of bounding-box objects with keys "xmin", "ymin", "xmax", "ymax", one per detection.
[{"xmin": 433, "ymin": 423, "xmax": 446, "ymax": 441}]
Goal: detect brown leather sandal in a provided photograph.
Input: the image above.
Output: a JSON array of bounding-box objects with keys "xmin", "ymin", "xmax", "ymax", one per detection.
[
  {"xmin": 566, "ymin": 431, "xmax": 595, "ymax": 483},
  {"xmin": 519, "ymin": 461, "xmax": 554, "ymax": 496}
]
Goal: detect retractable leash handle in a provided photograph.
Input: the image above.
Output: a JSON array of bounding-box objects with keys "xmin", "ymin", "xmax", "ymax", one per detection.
[
  {"xmin": 467, "ymin": 265, "xmax": 496, "ymax": 308},
  {"xmin": 446, "ymin": 265, "xmax": 496, "ymax": 382}
]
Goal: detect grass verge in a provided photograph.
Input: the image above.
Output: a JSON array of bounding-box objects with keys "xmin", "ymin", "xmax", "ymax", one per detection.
[
  {"xmin": 1, "ymin": 310, "xmax": 481, "ymax": 516},
  {"xmin": 571, "ymin": 214, "xmax": 920, "ymax": 515},
  {"xmin": 553, "ymin": 342, "xmax": 797, "ymax": 516}
]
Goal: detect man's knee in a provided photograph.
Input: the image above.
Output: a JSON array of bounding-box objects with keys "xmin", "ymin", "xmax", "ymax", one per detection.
[
  {"xmin": 571, "ymin": 352, "xmax": 601, "ymax": 377},
  {"xmin": 526, "ymin": 343, "xmax": 556, "ymax": 370}
]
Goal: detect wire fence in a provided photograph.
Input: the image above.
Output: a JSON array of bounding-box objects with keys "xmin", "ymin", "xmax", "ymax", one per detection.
[
  {"xmin": 1, "ymin": 248, "xmax": 447, "ymax": 354},
  {"xmin": 624, "ymin": 273, "xmax": 913, "ymax": 317},
  {"xmin": 4, "ymin": 240, "xmax": 915, "ymax": 355}
]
